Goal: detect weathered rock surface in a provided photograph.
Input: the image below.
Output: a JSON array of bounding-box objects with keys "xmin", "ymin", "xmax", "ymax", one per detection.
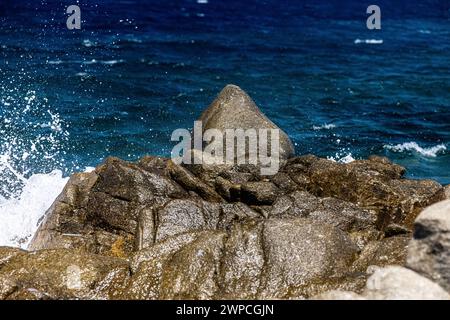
[
  {"xmin": 406, "ymin": 200, "xmax": 450, "ymax": 292},
  {"xmin": 29, "ymin": 156, "xmax": 189, "ymax": 257},
  {"xmin": 198, "ymin": 84, "xmax": 295, "ymax": 162},
  {"xmin": 1, "ymin": 86, "xmax": 447, "ymax": 300},
  {"xmin": 281, "ymin": 155, "xmax": 444, "ymax": 229},
  {"xmin": 351, "ymin": 236, "xmax": 409, "ymax": 272},
  {"xmin": 316, "ymin": 199, "xmax": 450, "ymax": 300},
  {"xmin": 119, "ymin": 218, "xmax": 361, "ymax": 300},
  {"xmin": 0, "ymin": 247, "xmax": 130, "ymax": 300},
  {"xmin": 444, "ymin": 185, "xmax": 450, "ymax": 199}
]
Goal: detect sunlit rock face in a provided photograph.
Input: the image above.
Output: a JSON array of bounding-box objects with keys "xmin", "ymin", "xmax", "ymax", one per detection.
[{"xmin": 1, "ymin": 86, "xmax": 447, "ymax": 300}]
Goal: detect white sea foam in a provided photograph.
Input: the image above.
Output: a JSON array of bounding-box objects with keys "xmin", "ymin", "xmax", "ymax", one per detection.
[
  {"xmin": 0, "ymin": 86, "xmax": 72, "ymax": 248},
  {"xmin": 0, "ymin": 170, "xmax": 69, "ymax": 248},
  {"xmin": 47, "ymin": 59, "xmax": 125, "ymax": 66},
  {"xmin": 327, "ymin": 153, "xmax": 356, "ymax": 164},
  {"xmin": 384, "ymin": 142, "xmax": 447, "ymax": 157},
  {"xmin": 313, "ymin": 123, "xmax": 336, "ymax": 130},
  {"xmin": 82, "ymin": 39, "xmax": 97, "ymax": 47},
  {"xmin": 83, "ymin": 59, "xmax": 125, "ymax": 65},
  {"xmin": 47, "ymin": 60, "xmax": 63, "ymax": 64},
  {"xmin": 354, "ymin": 39, "xmax": 383, "ymax": 44}
]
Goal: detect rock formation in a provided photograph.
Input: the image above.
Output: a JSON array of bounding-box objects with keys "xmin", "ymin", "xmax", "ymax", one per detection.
[
  {"xmin": 314, "ymin": 266, "xmax": 450, "ymax": 300},
  {"xmin": 0, "ymin": 85, "xmax": 448, "ymax": 300},
  {"xmin": 406, "ymin": 200, "xmax": 450, "ymax": 292}
]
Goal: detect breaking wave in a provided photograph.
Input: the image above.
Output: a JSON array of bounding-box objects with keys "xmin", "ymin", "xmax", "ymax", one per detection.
[
  {"xmin": 384, "ymin": 142, "xmax": 447, "ymax": 157},
  {"xmin": 0, "ymin": 87, "xmax": 71, "ymax": 248}
]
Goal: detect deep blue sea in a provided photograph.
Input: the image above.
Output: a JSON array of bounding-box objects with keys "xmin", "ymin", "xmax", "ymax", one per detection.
[{"xmin": 0, "ymin": 0, "xmax": 449, "ymax": 210}]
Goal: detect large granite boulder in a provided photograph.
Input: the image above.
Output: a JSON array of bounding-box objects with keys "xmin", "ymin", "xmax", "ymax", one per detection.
[
  {"xmin": 121, "ymin": 218, "xmax": 360, "ymax": 300},
  {"xmin": 406, "ymin": 200, "xmax": 450, "ymax": 292},
  {"xmin": 198, "ymin": 84, "xmax": 295, "ymax": 162}
]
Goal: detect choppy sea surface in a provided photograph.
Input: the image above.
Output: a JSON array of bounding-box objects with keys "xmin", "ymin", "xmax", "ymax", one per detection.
[{"xmin": 0, "ymin": 0, "xmax": 449, "ymax": 247}]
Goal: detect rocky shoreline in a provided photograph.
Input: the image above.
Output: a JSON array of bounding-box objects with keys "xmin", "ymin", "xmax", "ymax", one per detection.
[{"xmin": 1, "ymin": 85, "xmax": 449, "ymax": 300}]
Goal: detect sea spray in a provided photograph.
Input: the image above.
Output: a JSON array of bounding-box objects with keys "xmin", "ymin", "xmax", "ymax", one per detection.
[
  {"xmin": 0, "ymin": 84, "xmax": 72, "ymax": 247},
  {"xmin": 0, "ymin": 170, "xmax": 69, "ymax": 248}
]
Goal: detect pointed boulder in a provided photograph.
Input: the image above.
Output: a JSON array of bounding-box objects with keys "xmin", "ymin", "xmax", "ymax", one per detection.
[{"xmin": 199, "ymin": 84, "xmax": 295, "ymax": 162}]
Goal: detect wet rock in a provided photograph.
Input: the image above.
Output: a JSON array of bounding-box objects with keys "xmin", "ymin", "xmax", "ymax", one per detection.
[
  {"xmin": 218, "ymin": 221, "xmax": 265, "ymax": 299},
  {"xmin": 270, "ymin": 172, "xmax": 299, "ymax": 193},
  {"xmin": 28, "ymin": 170, "xmax": 100, "ymax": 252},
  {"xmin": 406, "ymin": 200, "xmax": 450, "ymax": 292},
  {"xmin": 123, "ymin": 231, "xmax": 223, "ymax": 300},
  {"xmin": 258, "ymin": 218, "xmax": 359, "ymax": 299},
  {"xmin": 240, "ymin": 181, "xmax": 280, "ymax": 205},
  {"xmin": 136, "ymin": 198, "xmax": 260, "ymax": 249},
  {"xmin": 154, "ymin": 199, "xmax": 221, "ymax": 243},
  {"xmin": 216, "ymin": 202, "xmax": 261, "ymax": 229},
  {"xmin": 29, "ymin": 157, "xmax": 188, "ymax": 257},
  {"xmin": 0, "ymin": 248, "xmax": 130, "ymax": 300},
  {"xmin": 214, "ymin": 176, "xmax": 240, "ymax": 201},
  {"xmin": 270, "ymin": 191, "xmax": 378, "ymax": 235},
  {"xmin": 288, "ymin": 155, "xmax": 444, "ymax": 229},
  {"xmin": 167, "ymin": 160, "xmax": 223, "ymax": 203},
  {"xmin": 270, "ymin": 191, "xmax": 319, "ymax": 218},
  {"xmin": 198, "ymin": 84, "xmax": 295, "ymax": 162},
  {"xmin": 122, "ymin": 218, "xmax": 364, "ymax": 300},
  {"xmin": 158, "ymin": 232, "xmax": 226, "ymax": 299},
  {"xmin": 309, "ymin": 197, "xmax": 378, "ymax": 233},
  {"xmin": 351, "ymin": 236, "xmax": 409, "ymax": 272}
]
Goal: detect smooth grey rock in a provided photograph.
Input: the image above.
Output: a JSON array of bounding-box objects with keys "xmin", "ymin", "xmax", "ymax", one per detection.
[
  {"xmin": 315, "ymin": 266, "xmax": 450, "ymax": 300},
  {"xmin": 364, "ymin": 266, "xmax": 450, "ymax": 300},
  {"xmin": 198, "ymin": 84, "xmax": 295, "ymax": 162},
  {"xmin": 406, "ymin": 200, "xmax": 450, "ymax": 291}
]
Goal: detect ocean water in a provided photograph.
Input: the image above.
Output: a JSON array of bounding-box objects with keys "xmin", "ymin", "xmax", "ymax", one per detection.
[{"xmin": 0, "ymin": 0, "xmax": 449, "ymax": 247}]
